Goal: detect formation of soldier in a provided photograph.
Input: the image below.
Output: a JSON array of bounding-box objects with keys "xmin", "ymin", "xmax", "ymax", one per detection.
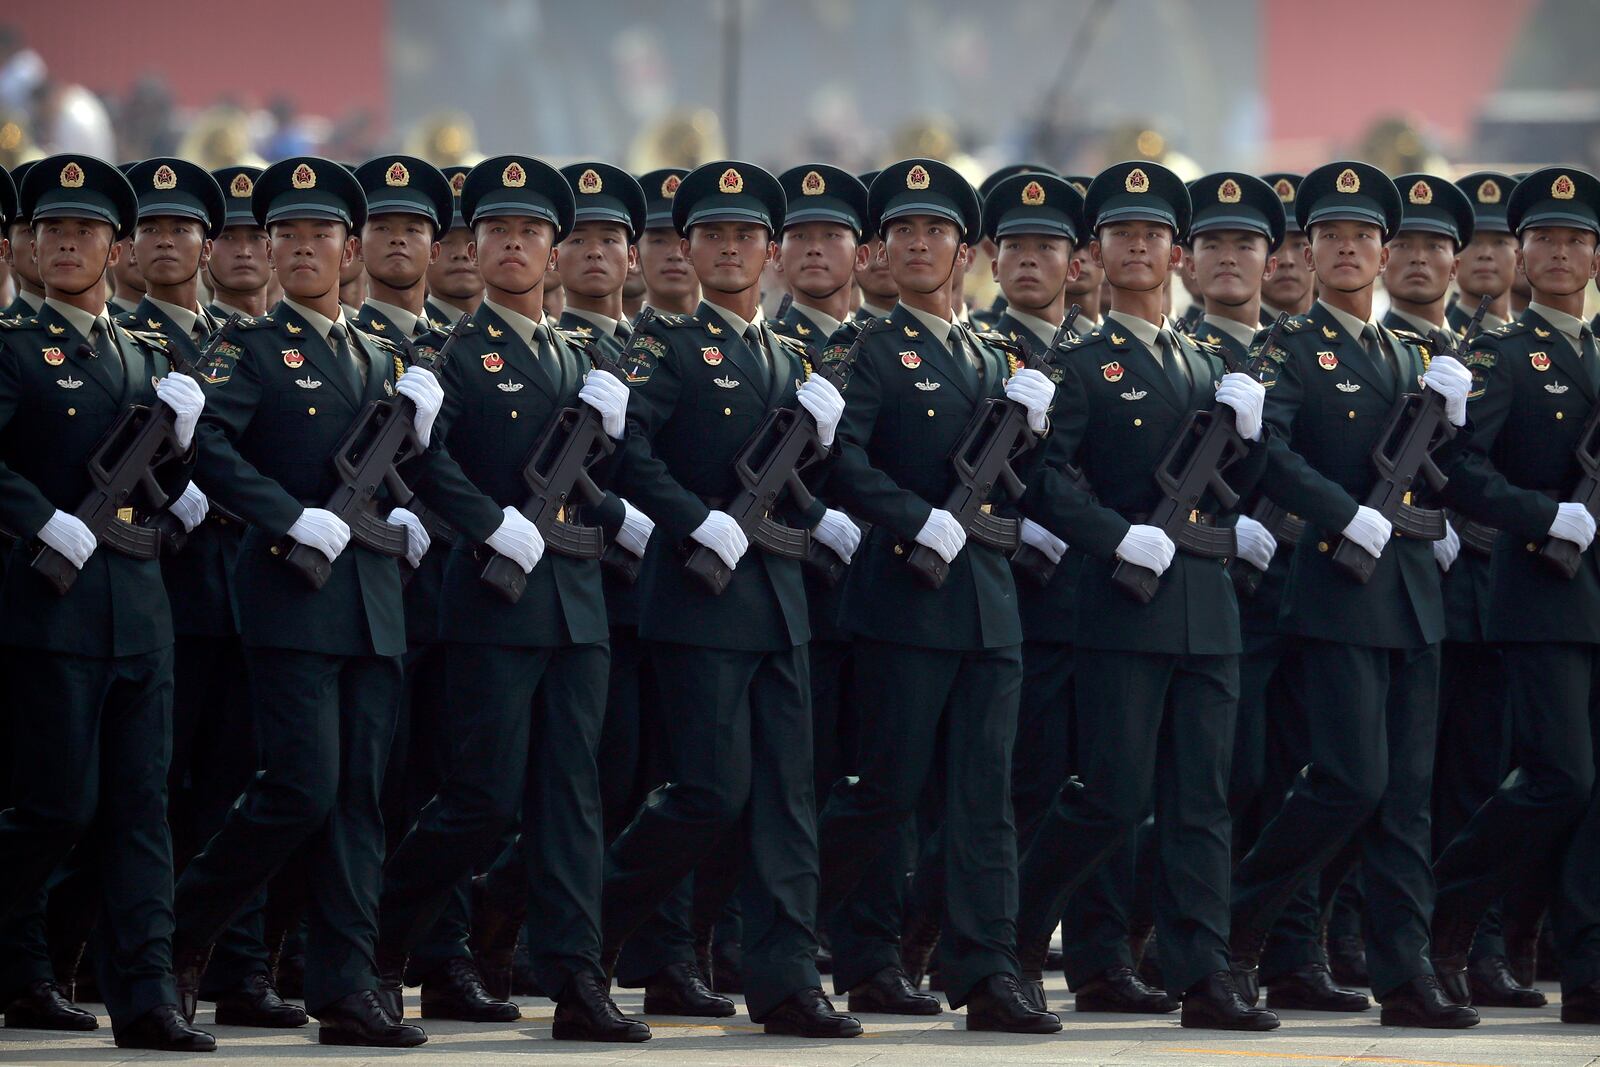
[{"xmin": 0, "ymin": 143, "xmax": 1597, "ymax": 1052}]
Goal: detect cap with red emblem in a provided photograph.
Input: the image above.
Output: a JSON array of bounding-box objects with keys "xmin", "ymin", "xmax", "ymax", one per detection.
[
  {"xmin": 211, "ymin": 165, "xmax": 264, "ymax": 228},
  {"xmin": 1391, "ymin": 173, "xmax": 1474, "ymax": 247},
  {"xmin": 777, "ymin": 164, "xmax": 868, "ymax": 236},
  {"xmin": 127, "ymin": 157, "xmax": 227, "ymax": 237},
  {"xmin": 1260, "ymin": 173, "xmax": 1304, "ymax": 234},
  {"xmin": 1506, "ymin": 166, "xmax": 1600, "ymax": 237},
  {"xmin": 441, "ymin": 166, "xmax": 470, "ymax": 231},
  {"xmin": 981, "ymin": 171, "xmax": 1084, "ymax": 244},
  {"xmin": 354, "ymin": 154, "xmax": 453, "ymax": 233},
  {"xmin": 1452, "ymin": 171, "xmax": 1516, "ymax": 234},
  {"xmin": 19, "ymin": 154, "xmax": 138, "ymax": 239},
  {"xmin": 559, "ymin": 162, "xmax": 647, "ymax": 240},
  {"xmin": 1294, "ymin": 161, "xmax": 1400, "ymax": 241},
  {"xmin": 460, "ymin": 155, "xmax": 574, "ymax": 239},
  {"xmin": 1185, "ymin": 171, "xmax": 1285, "ymax": 249},
  {"xmin": 866, "ymin": 158, "xmax": 980, "ymax": 243},
  {"xmin": 671, "ymin": 160, "xmax": 785, "ymax": 236},
  {"xmin": 251, "ymin": 156, "xmax": 367, "ymax": 231},
  {"xmin": 637, "ymin": 168, "xmax": 689, "ymax": 232},
  {"xmin": 1085, "ymin": 160, "xmax": 1192, "ymax": 240}
]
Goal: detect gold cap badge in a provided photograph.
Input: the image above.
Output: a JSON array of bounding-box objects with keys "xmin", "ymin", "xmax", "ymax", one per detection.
[
  {"xmin": 578, "ymin": 168, "xmax": 602, "ymax": 194},
  {"xmin": 661, "ymin": 174, "xmax": 680, "ymax": 198},
  {"xmin": 906, "ymin": 165, "xmax": 930, "ymax": 191},
  {"xmin": 502, "ymin": 161, "xmax": 526, "ymax": 188},
  {"xmin": 719, "ymin": 168, "xmax": 743, "ymax": 194},
  {"xmin": 291, "ymin": 163, "xmax": 316, "ymax": 190},
  {"xmin": 1218, "ymin": 178, "xmax": 1242, "ymax": 204},
  {"xmin": 385, "ymin": 161, "xmax": 410, "ymax": 187},
  {"xmin": 153, "ymin": 164, "xmax": 177, "ymax": 190},
  {"xmin": 1021, "ymin": 180, "xmax": 1046, "ymax": 206},
  {"xmin": 230, "ymin": 172, "xmax": 254, "ymax": 198},
  {"xmin": 1336, "ymin": 168, "xmax": 1360, "ymax": 194},
  {"xmin": 1408, "ymin": 180, "xmax": 1433, "ymax": 205},
  {"xmin": 59, "ymin": 161, "xmax": 84, "ymax": 189},
  {"xmin": 450, "ymin": 172, "xmax": 465, "ymax": 197},
  {"xmin": 1476, "ymin": 179, "xmax": 1500, "ymax": 204},
  {"xmin": 1125, "ymin": 168, "xmax": 1149, "ymax": 193},
  {"xmin": 1273, "ymin": 178, "xmax": 1295, "ymax": 202},
  {"xmin": 802, "ymin": 170, "xmax": 826, "ymax": 196},
  {"xmin": 1553, "ymin": 174, "xmax": 1576, "ymax": 200}
]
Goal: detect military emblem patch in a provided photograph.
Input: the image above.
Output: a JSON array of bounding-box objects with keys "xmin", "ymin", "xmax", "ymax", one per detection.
[
  {"xmin": 1531, "ymin": 352, "xmax": 1551, "ymax": 371},
  {"xmin": 153, "ymin": 164, "xmax": 178, "ymax": 190},
  {"xmin": 385, "ymin": 161, "xmax": 410, "ymax": 187},
  {"xmin": 1317, "ymin": 351, "xmax": 1338, "ymax": 371},
  {"xmin": 1102, "ymin": 361, "xmax": 1124, "ymax": 382},
  {"xmin": 282, "ymin": 349, "xmax": 305, "ymax": 368},
  {"xmin": 900, "ymin": 352, "xmax": 922, "ymax": 369},
  {"xmin": 291, "ymin": 163, "xmax": 316, "ymax": 190},
  {"xmin": 42, "ymin": 347, "xmax": 64, "ymax": 366},
  {"xmin": 230, "ymin": 172, "xmax": 254, "ymax": 198},
  {"xmin": 702, "ymin": 346, "xmax": 724, "ymax": 366},
  {"xmin": 802, "ymin": 170, "xmax": 826, "ymax": 196},
  {"xmin": 482, "ymin": 353, "xmax": 505, "ymax": 373}
]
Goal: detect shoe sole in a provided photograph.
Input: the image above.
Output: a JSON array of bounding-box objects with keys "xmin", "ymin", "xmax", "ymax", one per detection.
[
  {"xmin": 1265, "ymin": 997, "xmax": 1372, "ymax": 1013},
  {"xmin": 642, "ymin": 1002, "xmax": 736, "ymax": 1018},
  {"xmin": 762, "ymin": 1025, "xmax": 864, "ymax": 1038},
  {"xmin": 319, "ymin": 1029, "xmax": 428, "ymax": 1047},
  {"xmin": 966, "ymin": 1019, "xmax": 1063, "ymax": 1034},
  {"xmin": 4, "ymin": 1017, "xmax": 100, "ymax": 1032},
  {"xmin": 113, "ymin": 1039, "xmax": 217, "ymax": 1052},
  {"xmin": 551, "ymin": 1023, "xmax": 652, "ymax": 1042},
  {"xmin": 1075, "ymin": 998, "xmax": 1180, "ymax": 1014},
  {"xmin": 1378, "ymin": 1011, "xmax": 1479, "ymax": 1028},
  {"xmin": 213, "ymin": 1010, "xmax": 309, "ymax": 1028},
  {"xmin": 846, "ymin": 1002, "xmax": 943, "ymax": 1016},
  {"xmin": 1472, "ymin": 996, "xmax": 1547, "ymax": 1009},
  {"xmin": 1180, "ymin": 1017, "xmax": 1282, "ymax": 1031},
  {"xmin": 419, "ymin": 1007, "xmax": 522, "ymax": 1022}
]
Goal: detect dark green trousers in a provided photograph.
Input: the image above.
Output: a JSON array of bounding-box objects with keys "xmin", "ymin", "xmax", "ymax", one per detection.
[
  {"xmin": 1017, "ymin": 650, "xmax": 1236, "ymax": 996},
  {"xmin": 380, "ymin": 640, "xmax": 609, "ymax": 996},
  {"xmin": 818, "ymin": 639, "xmax": 1021, "ymax": 1008},
  {"xmin": 602, "ymin": 642, "xmax": 820, "ymax": 1020},
  {"xmin": 0, "ymin": 646, "xmax": 177, "ymax": 1027},
  {"xmin": 174, "ymin": 648, "xmax": 401, "ymax": 1014},
  {"xmin": 1234, "ymin": 640, "xmax": 1439, "ymax": 999}
]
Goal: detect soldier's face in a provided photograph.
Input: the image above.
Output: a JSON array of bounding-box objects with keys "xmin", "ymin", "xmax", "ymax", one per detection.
[
  {"xmin": 883, "ymin": 215, "xmax": 963, "ymax": 295},
  {"xmin": 854, "ymin": 236, "xmax": 898, "ymax": 301},
  {"xmin": 361, "ymin": 213, "xmax": 438, "ymax": 290},
  {"xmin": 1191, "ymin": 230, "xmax": 1274, "ymax": 308},
  {"xmin": 1063, "ymin": 240, "xmax": 1103, "ymax": 298},
  {"xmin": 209, "ymin": 225, "xmax": 271, "ymax": 294},
  {"xmin": 427, "ymin": 227, "xmax": 483, "ymax": 300},
  {"xmin": 993, "ymin": 233, "xmax": 1074, "ymax": 311},
  {"xmin": 683, "ymin": 222, "xmax": 772, "ymax": 296},
  {"xmin": 1092, "ymin": 222, "xmax": 1179, "ymax": 294},
  {"xmin": 638, "ymin": 227, "xmax": 697, "ymax": 301},
  {"xmin": 557, "ymin": 220, "xmax": 635, "ymax": 299},
  {"xmin": 1262, "ymin": 232, "xmax": 1311, "ymax": 309},
  {"xmin": 33, "ymin": 218, "xmax": 118, "ymax": 297},
  {"xmin": 5, "ymin": 221, "xmax": 42, "ymax": 288},
  {"xmin": 131, "ymin": 215, "xmax": 211, "ymax": 288},
  {"xmin": 267, "ymin": 218, "xmax": 355, "ymax": 301},
  {"xmin": 111, "ymin": 234, "xmax": 144, "ymax": 292},
  {"xmin": 1383, "ymin": 231, "xmax": 1457, "ymax": 305},
  {"xmin": 1307, "ymin": 220, "xmax": 1386, "ymax": 294},
  {"xmin": 1517, "ymin": 226, "xmax": 1599, "ymax": 299},
  {"xmin": 1455, "ymin": 231, "xmax": 1517, "ymax": 300},
  {"xmin": 777, "ymin": 221, "xmax": 857, "ymax": 301},
  {"xmin": 470, "ymin": 215, "xmax": 556, "ymax": 296}
]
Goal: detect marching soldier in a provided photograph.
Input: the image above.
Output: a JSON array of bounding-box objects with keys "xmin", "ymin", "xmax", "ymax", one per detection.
[
  {"xmin": 108, "ymin": 165, "xmax": 146, "ymax": 318},
  {"xmin": 1010, "ymin": 161, "xmax": 1274, "ymax": 1031},
  {"xmin": 815, "ymin": 158, "xmax": 1059, "ymax": 1032},
  {"xmin": 604, "ymin": 160, "xmax": 862, "ymax": 1038},
  {"xmin": 1260, "ymin": 175, "xmax": 1314, "ymax": 324},
  {"xmin": 170, "ymin": 156, "xmax": 437, "ymax": 1048},
  {"xmin": 3, "ymin": 161, "xmax": 44, "ymax": 318},
  {"xmin": 1431, "ymin": 167, "xmax": 1600, "ymax": 1025},
  {"xmin": 206, "ymin": 166, "xmax": 272, "ymax": 320},
  {"xmin": 635, "ymin": 169, "xmax": 697, "ymax": 315},
  {"xmin": 1448, "ymin": 173, "xmax": 1520, "ymax": 336},
  {"xmin": 852, "ymin": 171, "xmax": 898, "ymax": 323},
  {"xmin": 1230, "ymin": 161, "xmax": 1478, "ymax": 1028},
  {"xmin": 423, "ymin": 167, "xmax": 483, "ymax": 326},
  {"xmin": 0, "ymin": 155, "xmax": 214, "ymax": 1050},
  {"xmin": 1381, "ymin": 174, "xmax": 1476, "ymax": 355}
]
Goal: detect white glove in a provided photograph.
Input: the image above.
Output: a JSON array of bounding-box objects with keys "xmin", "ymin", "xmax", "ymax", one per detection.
[
  {"xmin": 1020, "ymin": 517, "xmax": 1066, "ymax": 564},
  {"xmin": 1114, "ymin": 524, "xmax": 1177, "ymax": 575},
  {"xmin": 617, "ymin": 498, "xmax": 654, "ymax": 558},
  {"xmin": 38, "ymin": 509, "xmax": 96, "ymax": 569},
  {"xmin": 579, "ymin": 368, "xmax": 630, "ymax": 440},
  {"xmin": 1215, "ymin": 372, "xmax": 1266, "ymax": 441},
  {"xmin": 155, "ymin": 372, "xmax": 206, "ymax": 449},
  {"xmin": 387, "ymin": 506, "xmax": 430, "ymax": 568},
  {"xmin": 690, "ymin": 510, "xmax": 749, "ymax": 570},
  {"xmin": 287, "ymin": 507, "xmax": 352, "ymax": 564},
  {"xmin": 396, "ymin": 366, "xmax": 444, "ymax": 447},
  {"xmin": 1341, "ymin": 505, "xmax": 1393, "ymax": 559},
  {"xmin": 915, "ymin": 508, "xmax": 967, "ymax": 564},
  {"xmin": 486, "ymin": 505, "xmax": 545, "ymax": 573},
  {"xmin": 1433, "ymin": 521, "xmax": 1461, "ymax": 572},
  {"xmin": 1421, "ymin": 354, "xmax": 1472, "ymax": 427},
  {"xmin": 171, "ymin": 482, "xmax": 210, "ymax": 533},
  {"xmin": 797, "ymin": 376, "xmax": 846, "ymax": 447},
  {"xmin": 813, "ymin": 509, "xmax": 861, "ymax": 563},
  {"xmin": 1234, "ymin": 514, "xmax": 1278, "ymax": 572},
  {"xmin": 1549, "ymin": 501, "xmax": 1597, "ymax": 551},
  {"xmin": 1005, "ymin": 367, "xmax": 1055, "ymax": 433}
]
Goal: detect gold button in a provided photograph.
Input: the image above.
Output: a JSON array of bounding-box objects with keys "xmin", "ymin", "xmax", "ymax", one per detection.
[
  {"xmin": 1348, "ymin": 410, "xmax": 1356, "ymax": 419},
  {"xmin": 893, "ymin": 544, "xmax": 904, "ymax": 556},
  {"xmin": 927, "ymin": 409, "xmax": 935, "ymax": 417},
  {"xmin": 270, "ymin": 545, "xmax": 280, "ymax": 556},
  {"xmin": 66, "ymin": 407, "xmax": 75, "ymax": 416},
  {"xmin": 1528, "ymin": 542, "xmax": 1538, "ymax": 552},
  {"xmin": 725, "ymin": 407, "xmax": 733, "ymax": 415},
  {"xmin": 511, "ymin": 410, "xmax": 519, "ymax": 419},
  {"xmin": 1318, "ymin": 541, "xmax": 1329, "ymax": 552},
  {"xmin": 1557, "ymin": 411, "xmax": 1565, "ymax": 420},
  {"xmin": 307, "ymin": 406, "xmax": 316, "ymax": 415},
  {"xmin": 1133, "ymin": 418, "xmax": 1142, "ymax": 426}
]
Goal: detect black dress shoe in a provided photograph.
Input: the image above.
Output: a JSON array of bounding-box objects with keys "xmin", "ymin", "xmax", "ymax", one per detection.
[
  {"xmin": 376, "ymin": 974, "xmax": 404, "ymax": 1022},
  {"xmin": 1181, "ymin": 971, "xmax": 1281, "ymax": 1031},
  {"xmin": 1562, "ymin": 981, "xmax": 1600, "ymax": 1023},
  {"xmin": 420, "ymin": 957, "xmax": 520, "ymax": 1022},
  {"xmin": 848, "ymin": 966, "xmax": 942, "ymax": 1015},
  {"xmin": 965, "ymin": 973, "xmax": 1062, "ymax": 1033},
  {"xmin": 1469, "ymin": 955, "xmax": 1546, "ymax": 1008},
  {"xmin": 553, "ymin": 971, "xmax": 651, "ymax": 1042},
  {"xmin": 1265, "ymin": 963, "xmax": 1371, "ymax": 1012},
  {"xmin": 113, "ymin": 1004, "xmax": 217, "ymax": 1052},
  {"xmin": 1378, "ymin": 976, "xmax": 1480, "ymax": 1028},
  {"xmin": 316, "ymin": 990, "xmax": 428, "ymax": 1047},
  {"xmin": 643, "ymin": 962, "xmax": 735, "ymax": 1018},
  {"xmin": 761, "ymin": 987, "xmax": 863, "ymax": 1038},
  {"xmin": 1230, "ymin": 963, "xmax": 1261, "ymax": 1007},
  {"xmin": 1431, "ymin": 953, "xmax": 1472, "ymax": 1006},
  {"xmin": 1075, "ymin": 965, "xmax": 1180, "ymax": 1014},
  {"xmin": 4, "ymin": 980, "xmax": 98, "ymax": 1030},
  {"xmin": 213, "ymin": 973, "xmax": 309, "ymax": 1027},
  {"xmin": 173, "ymin": 944, "xmax": 212, "ymax": 1025},
  {"xmin": 1327, "ymin": 934, "xmax": 1370, "ymax": 987}
]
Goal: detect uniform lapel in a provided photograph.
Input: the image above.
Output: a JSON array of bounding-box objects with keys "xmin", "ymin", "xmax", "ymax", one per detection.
[
  {"xmin": 351, "ymin": 328, "xmax": 392, "ymax": 406},
  {"xmin": 1378, "ymin": 323, "xmax": 1424, "ymax": 392},
  {"xmin": 39, "ymin": 303, "xmax": 120, "ymax": 403},
  {"xmin": 1309, "ymin": 303, "xmax": 1392, "ymax": 401},
  {"xmin": 1521, "ymin": 310, "xmax": 1594, "ymax": 403},
  {"xmin": 894, "ymin": 305, "xmax": 973, "ymax": 403},
  {"xmin": 475, "ymin": 304, "xmax": 555, "ymax": 403},
  {"xmin": 114, "ymin": 321, "xmax": 152, "ymax": 402},
  {"xmin": 695, "ymin": 300, "xmax": 765, "ymax": 399},
  {"xmin": 1104, "ymin": 324, "xmax": 1181, "ymax": 411},
  {"xmin": 273, "ymin": 302, "xmax": 359, "ymax": 407},
  {"xmin": 1174, "ymin": 332, "xmax": 1213, "ymax": 406},
  {"xmin": 760, "ymin": 322, "xmax": 800, "ymax": 410},
  {"xmin": 133, "ymin": 297, "xmax": 203, "ymax": 371}
]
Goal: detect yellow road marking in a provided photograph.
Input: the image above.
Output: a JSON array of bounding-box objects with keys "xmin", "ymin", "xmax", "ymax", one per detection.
[{"xmin": 1170, "ymin": 1048, "xmax": 1510, "ymax": 1067}]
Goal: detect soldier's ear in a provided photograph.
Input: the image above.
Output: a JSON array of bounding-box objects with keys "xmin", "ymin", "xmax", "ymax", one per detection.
[
  {"xmin": 1262, "ymin": 252, "xmax": 1278, "ymax": 283},
  {"xmin": 466, "ymin": 240, "xmax": 478, "ymax": 267},
  {"xmin": 626, "ymin": 243, "xmax": 639, "ymax": 271},
  {"xmin": 428, "ymin": 239, "xmax": 441, "ymax": 266},
  {"xmin": 1377, "ymin": 244, "xmax": 1390, "ymax": 273},
  {"xmin": 1065, "ymin": 251, "xmax": 1082, "ymax": 284},
  {"xmin": 199, "ymin": 237, "xmax": 213, "ymax": 272},
  {"xmin": 854, "ymin": 242, "xmax": 870, "ymax": 271},
  {"xmin": 1089, "ymin": 238, "xmax": 1104, "ymax": 269}
]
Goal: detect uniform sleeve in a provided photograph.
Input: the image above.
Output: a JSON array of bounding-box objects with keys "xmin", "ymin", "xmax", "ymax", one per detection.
[
  {"xmin": 0, "ymin": 339, "xmax": 58, "ymax": 538},
  {"xmin": 1258, "ymin": 347, "xmax": 1363, "ymax": 534},
  {"xmin": 401, "ymin": 356, "xmax": 507, "ymax": 544},
  {"xmin": 823, "ymin": 345, "xmax": 935, "ymax": 542},
  {"xmin": 1019, "ymin": 356, "xmax": 1130, "ymax": 559},
  {"xmin": 193, "ymin": 341, "xmax": 306, "ymax": 538},
  {"xmin": 612, "ymin": 334, "xmax": 713, "ymax": 541},
  {"xmin": 1440, "ymin": 348, "xmax": 1560, "ymax": 541}
]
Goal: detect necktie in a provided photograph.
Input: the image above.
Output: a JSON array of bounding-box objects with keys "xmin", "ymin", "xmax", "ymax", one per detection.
[
  {"xmin": 1361, "ymin": 324, "xmax": 1395, "ymax": 387},
  {"xmin": 532, "ymin": 323, "xmax": 562, "ymax": 393},
  {"xmin": 89, "ymin": 319, "xmax": 125, "ymax": 393},
  {"xmin": 1157, "ymin": 329, "xmax": 1189, "ymax": 397},
  {"xmin": 947, "ymin": 326, "xmax": 980, "ymax": 392},
  {"xmin": 1581, "ymin": 326, "xmax": 1600, "ymax": 394},
  {"xmin": 616, "ymin": 319, "xmax": 633, "ymax": 343},
  {"xmin": 743, "ymin": 326, "xmax": 773, "ymax": 393},
  {"xmin": 328, "ymin": 321, "xmax": 366, "ymax": 394}
]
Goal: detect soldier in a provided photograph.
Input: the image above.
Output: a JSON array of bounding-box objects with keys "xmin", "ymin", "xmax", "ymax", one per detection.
[
  {"xmin": 1449, "ymin": 174, "xmax": 1520, "ymax": 336},
  {"xmin": 1229, "ymin": 161, "xmax": 1478, "ymax": 1028},
  {"xmin": 1260, "ymin": 175, "xmax": 1314, "ymax": 324},
  {"xmin": 974, "ymin": 164, "xmax": 1058, "ymax": 329},
  {"xmin": 1381, "ymin": 174, "xmax": 1476, "ymax": 355},
  {"xmin": 108, "ymin": 173, "xmax": 147, "ymax": 318},
  {"xmin": 1061, "ymin": 176, "xmax": 1106, "ymax": 329},
  {"xmin": 812, "ymin": 158, "xmax": 1058, "ymax": 1032},
  {"xmin": 422, "ymin": 168, "xmax": 479, "ymax": 326},
  {"xmin": 206, "ymin": 166, "xmax": 272, "ymax": 320},
  {"xmin": 3, "ymin": 161, "xmax": 44, "ymax": 318},
  {"xmin": 852, "ymin": 171, "xmax": 899, "ymax": 323},
  {"xmin": 603, "ymin": 160, "xmax": 862, "ymax": 1038},
  {"xmin": 1431, "ymin": 167, "xmax": 1600, "ymax": 1025},
  {"xmin": 170, "ymin": 156, "xmax": 438, "ymax": 1048},
  {"xmin": 0, "ymin": 154, "xmax": 214, "ymax": 1051},
  {"xmin": 635, "ymin": 169, "xmax": 698, "ymax": 315}
]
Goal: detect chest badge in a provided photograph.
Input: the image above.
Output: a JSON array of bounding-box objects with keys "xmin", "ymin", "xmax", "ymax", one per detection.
[
  {"xmin": 482, "ymin": 353, "xmax": 506, "ymax": 373},
  {"xmin": 46, "ymin": 323, "xmax": 65, "ymax": 336},
  {"xmin": 713, "ymin": 375, "xmax": 740, "ymax": 389},
  {"xmin": 284, "ymin": 321, "xmax": 302, "ymax": 334},
  {"xmin": 1321, "ymin": 325, "xmax": 1339, "ymax": 340},
  {"xmin": 1102, "ymin": 361, "xmax": 1124, "ymax": 382},
  {"xmin": 295, "ymin": 376, "xmax": 322, "ymax": 389},
  {"xmin": 915, "ymin": 379, "xmax": 940, "ymax": 391},
  {"xmin": 282, "ymin": 349, "xmax": 305, "ymax": 368},
  {"xmin": 1120, "ymin": 388, "xmax": 1147, "ymax": 401},
  {"xmin": 1530, "ymin": 352, "xmax": 1551, "ymax": 372},
  {"xmin": 900, "ymin": 351, "xmax": 922, "ymax": 369},
  {"xmin": 56, "ymin": 375, "xmax": 83, "ymax": 389},
  {"xmin": 384, "ymin": 379, "xmax": 394, "ymax": 395},
  {"xmin": 1336, "ymin": 380, "xmax": 1360, "ymax": 392},
  {"xmin": 903, "ymin": 325, "xmax": 920, "ymax": 338},
  {"xmin": 1546, "ymin": 382, "xmax": 1569, "ymax": 394},
  {"xmin": 497, "ymin": 381, "xmax": 524, "ymax": 392},
  {"xmin": 1534, "ymin": 327, "xmax": 1552, "ymax": 338},
  {"xmin": 1317, "ymin": 351, "xmax": 1339, "ymax": 371},
  {"xmin": 42, "ymin": 347, "xmax": 65, "ymax": 366},
  {"xmin": 702, "ymin": 346, "xmax": 724, "ymax": 366}
]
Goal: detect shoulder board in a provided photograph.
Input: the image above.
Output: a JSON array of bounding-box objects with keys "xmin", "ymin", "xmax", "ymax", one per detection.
[
  {"xmin": 649, "ymin": 312, "xmax": 700, "ymax": 329},
  {"xmin": 1281, "ymin": 316, "xmax": 1310, "ymax": 333},
  {"xmin": 113, "ymin": 309, "xmax": 140, "ymax": 328},
  {"xmin": 553, "ymin": 326, "xmax": 592, "ymax": 346},
  {"xmin": 1490, "ymin": 319, "xmax": 1531, "ymax": 340},
  {"xmin": 232, "ymin": 314, "xmax": 276, "ymax": 330},
  {"xmin": 771, "ymin": 332, "xmax": 809, "ymax": 356},
  {"xmin": 359, "ymin": 330, "xmax": 403, "ymax": 355},
  {"xmin": 125, "ymin": 327, "xmax": 169, "ymax": 345},
  {"xmin": 1389, "ymin": 327, "xmax": 1426, "ymax": 346},
  {"xmin": 0, "ymin": 315, "xmax": 39, "ymax": 331}
]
